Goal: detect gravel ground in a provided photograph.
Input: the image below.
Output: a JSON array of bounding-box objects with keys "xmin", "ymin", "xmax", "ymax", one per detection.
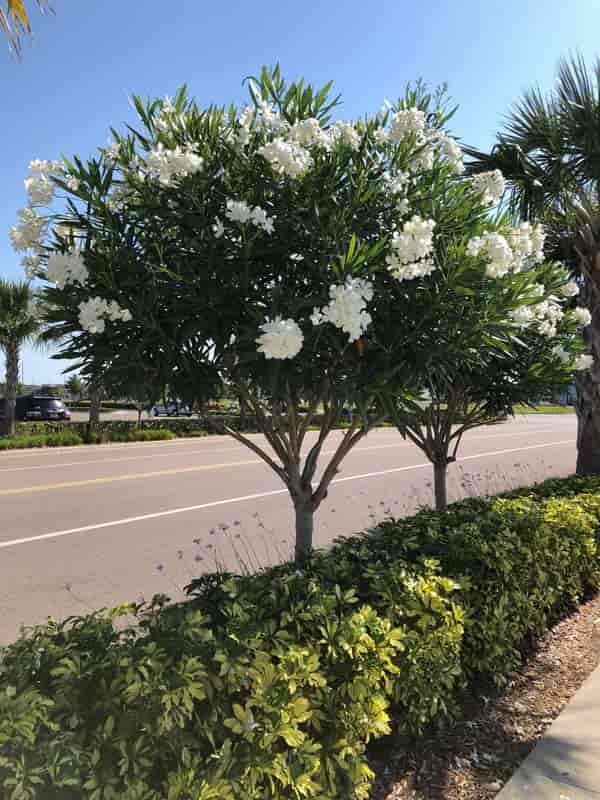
[{"xmin": 370, "ymin": 593, "xmax": 600, "ymax": 799}]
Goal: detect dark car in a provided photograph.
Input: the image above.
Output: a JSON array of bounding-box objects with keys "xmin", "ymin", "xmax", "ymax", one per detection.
[{"xmin": 0, "ymin": 395, "xmax": 71, "ymax": 422}]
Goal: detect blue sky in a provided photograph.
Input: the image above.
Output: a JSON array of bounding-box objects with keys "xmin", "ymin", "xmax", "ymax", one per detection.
[{"xmin": 2, "ymin": 0, "xmax": 600, "ymax": 384}]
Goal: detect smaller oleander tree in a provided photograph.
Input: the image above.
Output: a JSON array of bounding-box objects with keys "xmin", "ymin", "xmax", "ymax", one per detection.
[{"xmin": 377, "ymin": 168, "xmax": 588, "ymax": 509}]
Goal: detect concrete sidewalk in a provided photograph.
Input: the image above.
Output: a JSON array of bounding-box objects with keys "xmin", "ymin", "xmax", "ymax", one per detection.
[{"xmin": 497, "ymin": 663, "xmax": 600, "ymax": 798}]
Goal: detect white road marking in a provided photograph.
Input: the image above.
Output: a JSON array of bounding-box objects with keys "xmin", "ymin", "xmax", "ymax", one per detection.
[{"xmin": 0, "ymin": 439, "xmax": 573, "ymax": 551}]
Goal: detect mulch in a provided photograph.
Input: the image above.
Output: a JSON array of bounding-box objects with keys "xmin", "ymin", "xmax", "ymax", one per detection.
[{"xmin": 370, "ymin": 593, "xmax": 600, "ymax": 799}]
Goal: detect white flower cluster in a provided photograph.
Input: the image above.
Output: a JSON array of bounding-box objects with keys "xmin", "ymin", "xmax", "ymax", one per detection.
[
  {"xmin": 555, "ymin": 344, "xmax": 594, "ymax": 371},
  {"xmin": 78, "ymin": 297, "xmax": 132, "ymax": 334},
  {"xmin": 311, "ymin": 278, "xmax": 373, "ymax": 342},
  {"xmin": 467, "ymin": 233, "xmax": 513, "ymax": 277},
  {"xmin": 144, "ymin": 143, "xmax": 203, "ymax": 186},
  {"xmin": 553, "ymin": 344, "xmax": 571, "ymax": 364},
  {"xmin": 9, "ymin": 208, "xmax": 47, "ymax": 252},
  {"xmin": 46, "ymin": 250, "xmax": 88, "ymax": 289},
  {"xmin": 388, "ymin": 108, "xmax": 427, "ymax": 142},
  {"xmin": 437, "ymin": 134, "xmax": 464, "ymax": 174},
  {"xmin": 334, "ymin": 121, "xmax": 361, "ymax": 150},
  {"xmin": 511, "ymin": 298, "xmax": 565, "ymax": 338},
  {"xmin": 471, "ymin": 169, "xmax": 505, "ymax": 205},
  {"xmin": 561, "ymin": 280, "xmax": 580, "ymax": 297},
  {"xmin": 575, "ymin": 353, "xmax": 594, "ymax": 371},
  {"xmin": 507, "ymin": 222, "xmax": 545, "ymax": 263},
  {"xmin": 256, "ymin": 316, "xmax": 304, "ymax": 359},
  {"xmin": 22, "ymin": 255, "xmax": 41, "ymax": 279},
  {"xmin": 224, "ymin": 200, "xmax": 274, "ymax": 234},
  {"xmin": 258, "ymin": 138, "xmax": 313, "ymax": 178},
  {"xmin": 467, "ymin": 223, "xmax": 545, "ymax": 278},
  {"xmin": 289, "ymin": 117, "xmax": 328, "ymax": 148},
  {"xmin": 23, "ymin": 159, "xmax": 66, "ymax": 207},
  {"xmin": 572, "ymin": 306, "xmax": 592, "ymax": 327},
  {"xmin": 386, "ymin": 215, "xmax": 436, "ymax": 281}
]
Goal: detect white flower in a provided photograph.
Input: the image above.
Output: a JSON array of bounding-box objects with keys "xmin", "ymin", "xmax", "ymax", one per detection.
[
  {"xmin": 290, "ymin": 253, "xmax": 304, "ymax": 262},
  {"xmin": 471, "ymin": 169, "xmax": 505, "ymax": 205},
  {"xmin": 511, "ymin": 305, "xmax": 535, "ymax": 326},
  {"xmin": 46, "ymin": 250, "xmax": 89, "ymax": 289},
  {"xmin": 312, "ymin": 278, "xmax": 373, "ymax": 342},
  {"xmin": 467, "ymin": 232, "xmax": 513, "ymax": 277},
  {"xmin": 575, "ymin": 354, "xmax": 594, "ymax": 371},
  {"xmin": 374, "ymin": 127, "xmax": 389, "ymax": 145},
  {"xmin": 28, "ymin": 159, "xmax": 63, "ymax": 176},
  {"xmin": 145, "ymin": 143, "xmax": 203, "ymax": 186},
  {"xmin": 67, "ymin": 177, "xmax": 80, "ymax": 192},
  {"xmin": 534, "ymin": 299, "xmax": 564, "ymax": 337},
  {"xmin": 78, "ymin": 297, "xmax": 132, "ymax": 334},
  {"xmin": 385, "ymin": 171, "xmax": 409, "ymax": 194},
  {"xmin": 334, "ymin": 121, "xmax": 361, "ymax": 150},
  {"xmin": 9, "ymin": 208, "xmax": 47, "ymax": 252},
  {"xmin": 104, "ymin": 143, "xmax": 120, "ymax": 166},
  {"xmin": 256, "ymin": 316, "xmax": 304, "ymax": 359},
  {"xmin": 21, "ymin": 255, "xmax": 41, "ymax": 279},
  {"xmin": 553, "ymin": 345, "xmax": 571, "ymax": 363},
  {"xmin": 213, "ymin": 218, "xmax": 225, "ymax": 238},
  {"xmin": 258, "ymin": 138, "xmax": 312, "ymax": 178},
  {"xmin": 225, "ymin": 199, "xmax": 253, "ymax": 224},
  {"xmin": 25, "ymin": 174, "xmax": 55, "ymax": 206},
  {"xmin": 507, "ymin": 222, "xmax": 545, "ymax": 267},
  {"xmin": 438, "ymin": 134, "xmax": 464, "ymax": 174},
  {"xmin": 389, "ymin": 108, "xmax": 426, "ymax": 142},
  {"xmin": 256, "ymin": 100, "xmax": 288, "ymax": 133},
  {"xmin": 572, "ymin": 307, "xmax": 592, "ymax": 327},
  {"xmin": 561, "ymin": 280, "xmax": 580, "ymax": 297},
  {"xmin": 387, "ymin": 215, "xmax": 436, "ymax": 281},
  {"xmin": 289, "ymin": 118, "xmax": 326, "ymax": 147},
  {"xmin": 250, "ymin": 205, "xmax": 275, "ymax": 234}
]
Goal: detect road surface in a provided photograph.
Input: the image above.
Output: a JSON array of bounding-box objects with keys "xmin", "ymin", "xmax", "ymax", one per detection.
[{"xmin": 0, "ymin": 415, "xmax": 576, "ymax": 643}]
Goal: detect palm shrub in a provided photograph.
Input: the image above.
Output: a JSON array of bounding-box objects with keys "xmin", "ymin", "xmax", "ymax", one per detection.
[
  {"xmin": 465, "ymin": 54, "xmax": 600, "ymax": 475},
  {"xmin": 0, "ymin": 280, "xmax": 39, "ymax": 436}
]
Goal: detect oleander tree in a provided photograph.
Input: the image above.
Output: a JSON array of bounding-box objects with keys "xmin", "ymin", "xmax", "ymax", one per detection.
[
  {"xmin": 10, "ymin": 68, "xmax": 585, "ymax": 555},
  {"xmin": 377, "ymin": 169, "xmax": 587, "ymax": 509}
]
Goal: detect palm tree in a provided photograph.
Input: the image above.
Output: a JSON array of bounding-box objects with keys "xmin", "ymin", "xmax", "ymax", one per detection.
[
  {"xmin": 64, "ymin": 374, "xmax": 82, "ymax": 401},
  {"xmin": 465, "ymin": 54, "xmax": 600, "ymax": 474},
  {"xmin": 0, "ymin": 280, "xmax": 39, "ymax": 436},
  {"xmin": 1, "ymin": 0, "xmax": 51, "ymax": 57}
]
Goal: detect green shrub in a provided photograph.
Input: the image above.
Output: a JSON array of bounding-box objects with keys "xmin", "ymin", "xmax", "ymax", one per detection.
[
  {"xmin": 104, "ymin": 428, "xmax": 177, "ymax": 443},
  {"xmin": 0, "ymin": 477, "xmax": 598, "ymax": 799},
  {"xmin": 0, "ymin": 431, "xmax": 84, "ymax": 450}
]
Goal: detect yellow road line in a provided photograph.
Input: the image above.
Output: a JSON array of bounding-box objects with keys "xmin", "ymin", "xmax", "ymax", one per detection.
[{"xmin": 0, "ymin": 458, "xmax": 262, "ymax": 497}]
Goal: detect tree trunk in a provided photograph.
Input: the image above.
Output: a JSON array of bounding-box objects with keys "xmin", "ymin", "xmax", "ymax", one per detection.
[
  {"xmin": 576, "ymin": 307, "xmax": 600, "ymax": 474},
  {"xmin": 294, "ymin": 496, "xmax": 314, "ymax": 563},
  {"xmin": 89, "ymin": 387, "xmax": 101, "ymax": 427},
  {"xmin": 433, "ymin": 461, "xmax": 448, "ymax": 511},
  {"xmin": 137, "ymin": 404, "xmax": 143, "ymax": 428},
  {"xmin": 3, "ymin": 340, "xmax": 19, "ymax": 437}
]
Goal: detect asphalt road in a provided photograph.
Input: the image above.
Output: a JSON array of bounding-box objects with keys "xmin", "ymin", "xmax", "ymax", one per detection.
[{"xmin": 0, "ymin": 415, "xmax": 577, "ymax": 643}]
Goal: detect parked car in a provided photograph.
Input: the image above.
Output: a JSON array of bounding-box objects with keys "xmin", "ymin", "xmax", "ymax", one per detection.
[
  {"xmin": 0, "ymin": 395, "xmax": 71, "ymax": 422},
  {"xmin": 150, "ymin": 401, "xmax": 193, "ymax": 417}
]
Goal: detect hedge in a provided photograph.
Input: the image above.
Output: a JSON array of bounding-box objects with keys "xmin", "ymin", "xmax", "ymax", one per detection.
[
  {"xmin": 0, "ymin": 475, "xmax": 598, "ymax": 799},
  {"xmin": 0, "ymin": 428, "xmax": 177, "ymax": 450}
]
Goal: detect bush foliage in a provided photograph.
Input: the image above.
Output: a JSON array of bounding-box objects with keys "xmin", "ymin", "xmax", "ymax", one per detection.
[{"xmin": 0, "ymin": 475, "xmax": 599, "ymax": 799}]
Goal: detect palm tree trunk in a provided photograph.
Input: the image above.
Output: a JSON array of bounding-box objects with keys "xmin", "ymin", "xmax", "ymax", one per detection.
[
  {"xmin": 89, "ymin": 386, "xmax": 101, "ymax": 428},
  {"xmin": 3, "ymin": 339, "xmax": 19, "ymax": 437},
  {"xmin": 576, "ymin": 310, "xmax": 600, "ymax": 474}
]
